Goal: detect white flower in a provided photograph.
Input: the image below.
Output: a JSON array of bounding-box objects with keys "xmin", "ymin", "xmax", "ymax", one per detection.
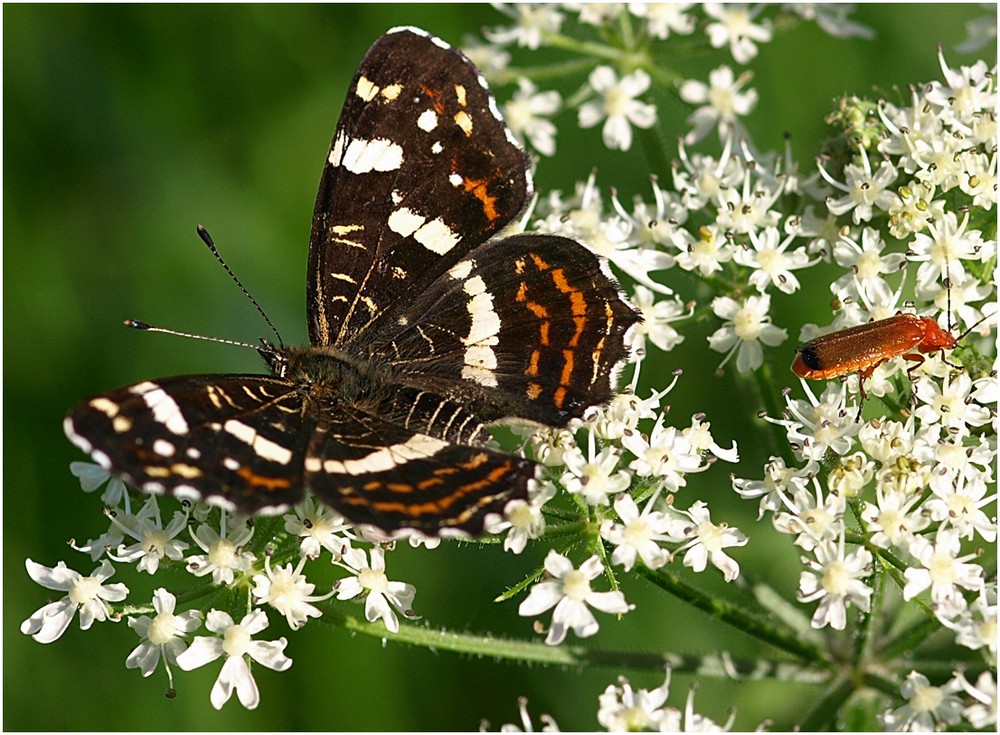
[
  {"xmin": 489, "ymin": 695, "xmax": 560, "ymax": 732},
  {"xmin": 859, "ymin": 487, "xmax": 931, "ymax": 552},
  {"xmin": 704, "ymin": 3, "xmax": 773, "ymax": 63},
  {"xmin": 186, "ymin": 514, "xmax": 256, "ymax": 585},
  {"xmin": 819, "ymin": 147, "xmax": 898, "ymax": 224},
  {"xmin": 772, "ymin": 481, "xmax": 845, "ymax": 553},
  {"xmin": 925, "ymin": 48, "xmax": 997, "ymax": 130},
  {"xmin": 252, "ymin": 555, "xmax": 332, "ymax": 630},
  {"xmin": 683, "ymin": 415, "xmax": 738, "ymax": 463},
  {"xmin": 926, "ymin": 470, "xmax": 997, "ymax": 543},
  {"xmin": 109, "ymin": 495, "xmax": 189, "ymax": 574},
  {"xmin": 578, "ymin": 66, "xmax": 656, "ymax": 151},
  {"xmin": 797, "ymin": 539, "xmax": 873, "ymax": 630},
  {"xmin": 334, "ymin": 546, "xmax": 416, "ymax": 634},
  {"xmin": 584, "ymin": 384, "xmax": 671, "ymax": 441},
  {"xmin": 125, "ymin": 588, "xmax": 202, "ymax": 678},
  {"xmin": 714, "ymin": 165, "xmax": 784, "ymax": 235},
  {"xmin": 562, "ymin": 444, "xmax": 631, "ymax": 506},
  {"xmin": 787, "ymin": 3, "xmax": 874, "ymax": 39},
  {"xmin": 733, "ymin": 226, "xmax": 813, "ymax": 294},
  {"xmin": 732, "ymin": 455, "xmax": 815, "ymax": 520},
  {"xmin": 707, "ymin": 293, "xmax": 788, "ymax": 372},
  {"xmin": 903, "ymin": 529, "xmax": 985, "ymax": 605},
  {"xmin": 667, "ymin": 500, "xmax": 747, "ymax": 581},
  {"xmin": 673, "ymin": 223, "xmax": 735, "ymax": 276},
  {"xmin": 779, "ymin": 383, "xmax": 861, "ymax": 462},
  {"xmin": 679, "ymin": 65, "xmax": 757, "ymax": 144},
  {"xmin": 955, "ymin": 670, "xmax": 998, "ymax": 729},
  {"xmin": 629, "ymin": 3, "xmax": 696, "ymax": 39},
  {"xmin": 518, "ymin": 551, "xmax": 632, "ymax": 645},
  {"xmin": 175, "ymin": 609, "xmax": 292, "ymax": 710},
  {"xmin": 485, "ymin": 492, "xmax": 550, "ymax": 555},
  {"xmin": 284, "ymin": 496, "xmax": 352, "ymax": 560},
  {"xmin": 621, "ymin": 413, "xmax": 705, "ymax": 492},
  {"xmin": 936, "ymin": 583, "xmax": 996, "ymax": 656},
  {"xmin": 908, "ymin": 210, "xmax": 989, "ymax": 294},
  {"xmin": 597, "ymin": 669, "xmax": 673, "ymax": 731},
  {"xmin": 830, "ymin": 227, "xmax": 906, "ymax": 300},
  {"xmin": 879, "ymin": 671, "xmax": 965, "ymax": 731},
  {"xmin": 600, "ymin": 494, "xmax": 678, "ymax": 571},
  {"xmin": 630, "ymin": 286, "xmax": 687, "ymax": 353},
  {"xmin": 487, "ymin": 4, "xmax": 564, "ymax": 50},
  {"xmin": 504, "ymin": 78, "xmax": 561, "ymax": 156},
  {"xmin": 21, "ymin": 559, "xmax": 128, "ymax": 643},
  {"xmin": 70, "ymin": 461, "xmax": 126, "ymax": 506}
]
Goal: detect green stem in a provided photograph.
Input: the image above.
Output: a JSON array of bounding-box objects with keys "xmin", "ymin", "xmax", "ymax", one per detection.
[
  {"xmin": 637, "ymin": 564, "xmax": 827, "ymax": 663},
  {"xmin": 318, "ymin": 602, "xmax": 830, "ymax": 682},
  {"xmin": 800, "ymin": 674, "xmax": 857, "ymax": 731}
]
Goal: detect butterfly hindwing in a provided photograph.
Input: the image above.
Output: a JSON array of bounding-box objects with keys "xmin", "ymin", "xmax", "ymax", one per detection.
[
  {"xmin": 307, "ymin": 27, "xmax": 531, "ymax": 351},
  {"xmin": 64, "ymin": 375, "xmax": 311, "ymax": 513},
  {"xmin": 305, "ymin": 392, "xmax": 534, "ymax": 536},
  {"xmin": 373, "ymin": 232, "xmax": 640, "ymax": 426}
]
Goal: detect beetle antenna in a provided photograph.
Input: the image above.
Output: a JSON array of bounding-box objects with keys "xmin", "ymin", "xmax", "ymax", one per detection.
[
  {"xmin": 955, "ymin": 312, "xmax": 995, "ymax": 343},
  {"xmin": 197, "ymin": 225, "xmax": 284, "ymax": 347}
]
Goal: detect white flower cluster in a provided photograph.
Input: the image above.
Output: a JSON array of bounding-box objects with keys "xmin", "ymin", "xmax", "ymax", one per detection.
[{"xmin": 22, "ymin": 480, "xmax": 417, "ymax": 710}]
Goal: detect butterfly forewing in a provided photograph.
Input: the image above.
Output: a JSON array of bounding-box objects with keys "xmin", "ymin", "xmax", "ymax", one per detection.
[
  {"xmin": 307, "ymin": 27, "xmax": 530, "ymax": 351},
  {"xmin": 65, "ymin": 376, "xmax": 311, "ymax": 513}
]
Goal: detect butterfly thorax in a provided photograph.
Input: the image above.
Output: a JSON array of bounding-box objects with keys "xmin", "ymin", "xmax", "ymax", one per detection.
[{"xmin": 274, "ymin": 345, "xmax": 396, "ymax": 405}]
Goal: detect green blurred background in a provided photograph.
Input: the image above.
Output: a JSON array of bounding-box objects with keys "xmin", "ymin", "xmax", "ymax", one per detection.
[{"xmin": 4, "ymin": 4, "xmax": 992, "ymax": 730}]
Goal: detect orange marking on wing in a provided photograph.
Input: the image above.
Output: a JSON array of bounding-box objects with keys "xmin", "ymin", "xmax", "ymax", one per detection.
[
  {"xmin": 236, "ymin": 467, "xmax": 292, "ymax": 491},
  {"xmin": 539, "ymin": 321, "xmax": 550, "ymax": 346},
  {"xmin": 530, "ymin": 252, "xmax": 552, "ymax": 271},
  {"xmin": 560, "ymin": 349, "xmax": 575, "ymax": 385},
  {"xmin": 553, "ymin": 386, "xmax": 567, "ymax": 409},
  {"xmin": 421, "ymin": 84, "xmax": 445, "ymax": 113},
  {"xmin": 526, "ymin": 349, "xmax": 541, "ymax": 377},
  {"xmin": 460, "ymin": 176, "xmax": 499, "ymax": 222}
]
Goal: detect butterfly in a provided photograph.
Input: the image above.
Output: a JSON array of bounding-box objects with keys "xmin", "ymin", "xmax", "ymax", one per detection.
[{"xmin": 65, "ymin": 26, "xmax": 640, "ymax": 537}]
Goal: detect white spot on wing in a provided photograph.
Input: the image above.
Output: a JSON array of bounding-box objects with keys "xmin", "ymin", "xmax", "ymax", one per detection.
[
  {"xmin": 448, "ymin": 259, "xmax": 474, "ymax": 280},
  {"xmin": 417, "ymin": 109, "xmax": 438, "ymax": 131},
  {"xmin": 329, "ymin": 132, "xmax": 346, "ymax": 166},
  {"xmin": 381, "ymin": 84, "xmax": 402, "ymax": 101},
  {"xmin": 132, "ymin": 382, "xmax": 189, "ymax": 435},
  {"xmin": 112, "ymin": 415, "xmax": 132, "ymax": 433},
  {"xmin": 340, "ymin": 138, "xmax": 404, "ymax": 173},
  {"xmin": 388, "ymin": 207, "xmax": 425, "ymax": 238},
  {"xmin": 356, "ymin": 76, "xmax": 379, "ymax": 101},
  {"xmin": 454, "ymin": 110, "xmax": 473, "ymax": 136},
  {"xmin": 413, "ymin": 217, "xmax": 460, "ymax": 255},
  {"xmin": 153, "ymin": 439, "xmax": 175, "ymax": 457},
  {"xmin": 223, "ymin": 420, "xmax": 293, "ymax": 465},
  {"xmin": 460, "ymin": 275, "xmax": 500, "ymax": 387},
  {"xmin": 89, "ymin": 397, "xmax": 119, "ymax": 417},
  {"xmin": 317, "ymin": 434, "xmax": 448, "ymax": 475}
]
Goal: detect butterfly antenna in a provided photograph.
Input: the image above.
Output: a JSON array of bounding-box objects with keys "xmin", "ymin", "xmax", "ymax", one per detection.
[
  {"xmin": 124, "ymin": 319, "xmax": 280, "ymax": 358},
  {"xmin": 196, "ymin": 225, "xmax": 284, "ymax": 347}
]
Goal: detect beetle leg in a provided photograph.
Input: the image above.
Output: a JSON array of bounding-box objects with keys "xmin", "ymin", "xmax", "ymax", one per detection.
[
  {"xmin": 901, "ymin": 352, "xmax": 926, "ymax": 408},
  {"xmin": 854, "ymin": 365, "xmax": 877, "ymax": 422}
]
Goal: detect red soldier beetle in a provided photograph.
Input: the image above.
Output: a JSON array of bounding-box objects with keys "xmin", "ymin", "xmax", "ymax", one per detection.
[{"xmin": 791, "ymin": 291, "xmax": 993, "ymax": 420}]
